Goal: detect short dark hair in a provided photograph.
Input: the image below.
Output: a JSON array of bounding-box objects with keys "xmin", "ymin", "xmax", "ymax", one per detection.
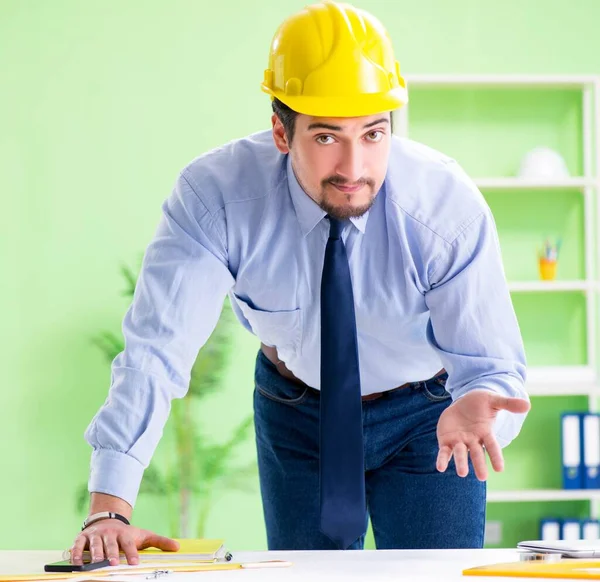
[
  {"xmin": 272, "ymin": 98, "xmax": 299, "ymax": 144},
  {"xmin": 271, "ymin": 97, "xmax": 396, "ymax": 143}
]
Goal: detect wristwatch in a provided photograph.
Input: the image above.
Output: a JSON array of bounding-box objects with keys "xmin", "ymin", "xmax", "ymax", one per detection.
[{"xmin": 81, "ymin": 511, "xmax": 130, "ymax": 531}]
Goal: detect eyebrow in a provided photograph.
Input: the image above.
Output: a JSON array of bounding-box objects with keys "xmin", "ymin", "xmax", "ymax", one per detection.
[{"xmin": 306, "ymin": 118, "xmax": 390, "ymax": 131}]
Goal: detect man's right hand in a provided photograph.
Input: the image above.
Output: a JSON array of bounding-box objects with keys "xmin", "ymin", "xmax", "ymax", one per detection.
[{"xmin": 71, "ymin": 519, "xmax": 180, "ymax": 566}]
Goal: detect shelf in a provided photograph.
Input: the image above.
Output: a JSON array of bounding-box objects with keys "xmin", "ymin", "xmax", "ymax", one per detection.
[
  {"xmin": 528, "ymin": 366, "xmax": 596, "ymax": 384},
  {"xmin": 475, "ymin": 177, "xmax": 596, "ymax": 190},
  {"xmin": 526, "ymin": 366, "xmax": 598, "ymax": 396},
  {"xmin": 527, "ymin": 384, "xmax": 599, "ymax": 397},
  {"xmin": 488, "ymin": 489, "xmax": 600, "ymax": 502},
  {"xmin": 405, "ymin": 74, "xmax": 600, "ymax": 88},
  {"xmin": 508, "ymin": 281, "xmax": 594, "ymax": 293}
]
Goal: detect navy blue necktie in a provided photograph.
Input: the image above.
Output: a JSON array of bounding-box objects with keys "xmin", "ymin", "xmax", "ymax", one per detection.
[{"xmin": 320, "ymin": 216, "xmax": 366, "ymax": 549}]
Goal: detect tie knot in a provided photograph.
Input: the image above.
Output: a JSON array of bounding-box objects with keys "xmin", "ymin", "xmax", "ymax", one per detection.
[{"xmin": 328, "ymin": 217, "xmax": 344, "ymax": 240}]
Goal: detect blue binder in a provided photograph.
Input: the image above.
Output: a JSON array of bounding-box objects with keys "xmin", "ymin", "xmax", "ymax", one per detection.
[
  {"xmin": 561, "ymin": 413, "xmax": 583, "ymax": 489},
  {"xmin": 582, "ymin": 413, "xmax": 600, "ymax": 489}
]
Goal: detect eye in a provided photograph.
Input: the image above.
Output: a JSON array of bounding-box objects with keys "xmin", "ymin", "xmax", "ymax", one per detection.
[
  {"xmin": 365, "ymin": 130, "xmax": 384, "ymax": 142},
  {"xmin": 316, "ymin": 135, "xmax": 335, "ymax": 145}
]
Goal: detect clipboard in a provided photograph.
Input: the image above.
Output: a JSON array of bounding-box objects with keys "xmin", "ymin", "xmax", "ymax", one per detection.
[
  {"xmin": 0, "ymin": 562, "xmax": 242, "ymax": 582},
  {"xmin": 0, "ymin": 560, "xmax": 292, "ymax": 581}
]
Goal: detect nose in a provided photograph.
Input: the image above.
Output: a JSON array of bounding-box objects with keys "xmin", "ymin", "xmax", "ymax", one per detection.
[{"xmin": 335, "ymin": 143, "xmax": 364, "ymax": 183}]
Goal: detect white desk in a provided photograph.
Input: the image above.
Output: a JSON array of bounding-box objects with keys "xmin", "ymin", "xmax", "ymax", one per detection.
[{"xmin": 0, "ymin": 549, "xmax": 537, "ymax": 581}]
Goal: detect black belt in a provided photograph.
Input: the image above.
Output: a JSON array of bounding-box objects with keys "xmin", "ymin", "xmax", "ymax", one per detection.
[{"xmin": 260, "ymin": 343, "xmax": 445, "ymax": 402}]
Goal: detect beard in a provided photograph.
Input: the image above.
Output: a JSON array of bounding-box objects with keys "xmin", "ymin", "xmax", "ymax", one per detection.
[{"xmin": 318, "ymin": 175, "xmax": 378, "ymax": 220}]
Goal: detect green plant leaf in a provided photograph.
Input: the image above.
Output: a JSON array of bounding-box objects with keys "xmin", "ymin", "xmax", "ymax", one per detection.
[
  {"xmin": 188, "ymin": 301, "xmax": 234, "ymax": 399},
  {"xmin": 120, "ymin": 262, "xmax": 140, "ymax": 297},
  {"xmin": 220, "ymin": 415, "xmax": 255, "ymax": 451},
  {"xmin": 192, "ymin": 415, "xmax": 255, "ymax": 489},
  {"xmin": 91, "ymin": 331, "xmax": 124, "ymax": 363},
  {"xmin": 139, "ymin": 463, "xmax": 168, "ymax": 495},
  {"xmin": 75, "ymin": 483, "xmax": 90, "ymax": 514},
  {"xmin": 214, "ymin": 462, "xmax": 258, "ymax": 493}
]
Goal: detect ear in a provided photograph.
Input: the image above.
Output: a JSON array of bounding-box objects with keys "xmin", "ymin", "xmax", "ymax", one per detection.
[{"xmin": 272, "ymin": 114, "xmax": 290, "ymax": 154}]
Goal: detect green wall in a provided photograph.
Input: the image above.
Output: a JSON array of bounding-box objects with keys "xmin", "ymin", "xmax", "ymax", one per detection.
[{"xmin": 2, "ymin": 0, "xmax": 600, "ymax": 551}]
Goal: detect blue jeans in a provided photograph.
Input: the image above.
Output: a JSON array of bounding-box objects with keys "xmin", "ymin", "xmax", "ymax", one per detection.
[{"xmin": 253, "ymin": 350, "xmax": 486, "ymax": 550}]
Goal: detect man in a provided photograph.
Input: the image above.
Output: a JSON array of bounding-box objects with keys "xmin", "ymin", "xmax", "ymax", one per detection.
[{"xmin": 71, "ymin": 0, "xmax": 530, "ymax": 564}]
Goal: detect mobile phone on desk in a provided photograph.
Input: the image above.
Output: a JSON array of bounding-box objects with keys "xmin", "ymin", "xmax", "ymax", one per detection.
[{"xmin": 45, "ymin": 559, "xmax": 111, "ymax": 572}]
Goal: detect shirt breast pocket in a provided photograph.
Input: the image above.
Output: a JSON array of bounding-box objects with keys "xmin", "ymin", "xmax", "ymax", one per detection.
[{"xmin": 233, "ymin": 294, "xmax": 302, "ymax": 352}]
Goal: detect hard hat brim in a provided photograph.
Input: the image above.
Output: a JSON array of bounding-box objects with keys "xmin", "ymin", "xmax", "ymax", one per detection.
[{"xmin": 262, "ymin": 85, "xmax": 409, "ymax": 118}]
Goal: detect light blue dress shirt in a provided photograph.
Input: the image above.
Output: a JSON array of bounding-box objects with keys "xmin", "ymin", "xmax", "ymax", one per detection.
[{"xmin": 85, "ymin": 130, "xmax": 528, "ymax": 507}]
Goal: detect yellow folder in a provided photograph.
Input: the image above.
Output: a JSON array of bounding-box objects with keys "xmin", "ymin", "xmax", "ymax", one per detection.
[
  {"xmin": 67, "ymin": 537, "xmax": 228, "ymax": 563},
  {"xmin": 464, "ymin": 558, "xmax": 600, "ymax": 579}
]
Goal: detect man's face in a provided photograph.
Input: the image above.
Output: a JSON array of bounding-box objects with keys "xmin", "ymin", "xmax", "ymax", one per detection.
[{"xmin": 272, "ymin": 112, "xmax": 392, "ymax": 220}]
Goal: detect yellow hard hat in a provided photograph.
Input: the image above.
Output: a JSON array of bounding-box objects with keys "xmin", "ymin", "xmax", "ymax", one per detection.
[{"xmin": 261, "ymin": 1, "xmax": 408, "ymax": 117}]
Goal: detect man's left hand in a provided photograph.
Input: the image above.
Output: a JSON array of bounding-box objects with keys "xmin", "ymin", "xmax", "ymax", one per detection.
[{"xmin": 436, "ymin": 390, "xmax": 530, "ymax": 481}]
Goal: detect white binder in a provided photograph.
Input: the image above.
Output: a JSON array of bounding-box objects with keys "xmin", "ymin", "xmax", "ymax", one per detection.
[
  {"xmin": 583, "ymin": 520, "xmax": 600, "ymax": 540},
  {"xmin": 540, "ymin": 519, "xmax": 561, "ymax": 541},
  {"xmin": 583, "ymin": 413, "xmax": 600, "ymax": 488},
  {"xmin": 562, "ymin": 413, "xmax": 583, "ymax": 489},
  {"xmin": 562, "ymin": 519, "xmax": 582, "ymax": 541}
]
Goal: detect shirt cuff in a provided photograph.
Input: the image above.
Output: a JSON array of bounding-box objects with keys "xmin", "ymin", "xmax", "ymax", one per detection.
[
  {"xmin": 493, "ymin": 408, "xmax": 528, "ymax": 449},
  {"xmin": 88, "ymin": 448, "xmax": 145, "ymax": 508}
]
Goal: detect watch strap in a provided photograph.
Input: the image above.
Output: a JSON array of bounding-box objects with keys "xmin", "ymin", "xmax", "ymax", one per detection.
[{"xmin": 82, "ymin": 511, "xmax": 130, "ymax": 531}]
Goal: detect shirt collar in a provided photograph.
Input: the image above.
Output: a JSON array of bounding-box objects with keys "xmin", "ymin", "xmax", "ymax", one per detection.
[{"xmin": 286, "ymin": 155, "xmax": 370, "ymax": 237}]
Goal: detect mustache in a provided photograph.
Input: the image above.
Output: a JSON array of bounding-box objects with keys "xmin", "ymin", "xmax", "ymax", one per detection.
[{"xmin": 323, "ymin": 176, "xmax": 375, "ymax": 188}]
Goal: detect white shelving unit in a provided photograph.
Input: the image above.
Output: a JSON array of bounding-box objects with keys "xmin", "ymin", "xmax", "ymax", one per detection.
[
  {"xmin": 396, "ymin": 74, "xmax": 600, "ymax": 512},
  {"xmin": 508, "ymin": 281, "xmax": 596, "ymax": 293},
  {"xmin": 525, "ymin": 366, "xmax": 599, "ymax": 397},
  {"xmin": 474, "ymin": 177, "xmax": 595, "ymax": 191},
  {"xmin": 488, "ymin": 490, "xmax": 600, "ymax": 503}
]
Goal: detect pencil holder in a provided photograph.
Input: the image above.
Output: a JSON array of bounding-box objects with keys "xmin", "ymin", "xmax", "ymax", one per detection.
[{"xmin": 539, "ymin": 258, "xmax": 557, "ymax": 281}]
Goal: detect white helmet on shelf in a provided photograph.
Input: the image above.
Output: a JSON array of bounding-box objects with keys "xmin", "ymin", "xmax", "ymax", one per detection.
[{"xmin": 518, "ymin": 147, "xmax": 570, "ymax": 180}]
